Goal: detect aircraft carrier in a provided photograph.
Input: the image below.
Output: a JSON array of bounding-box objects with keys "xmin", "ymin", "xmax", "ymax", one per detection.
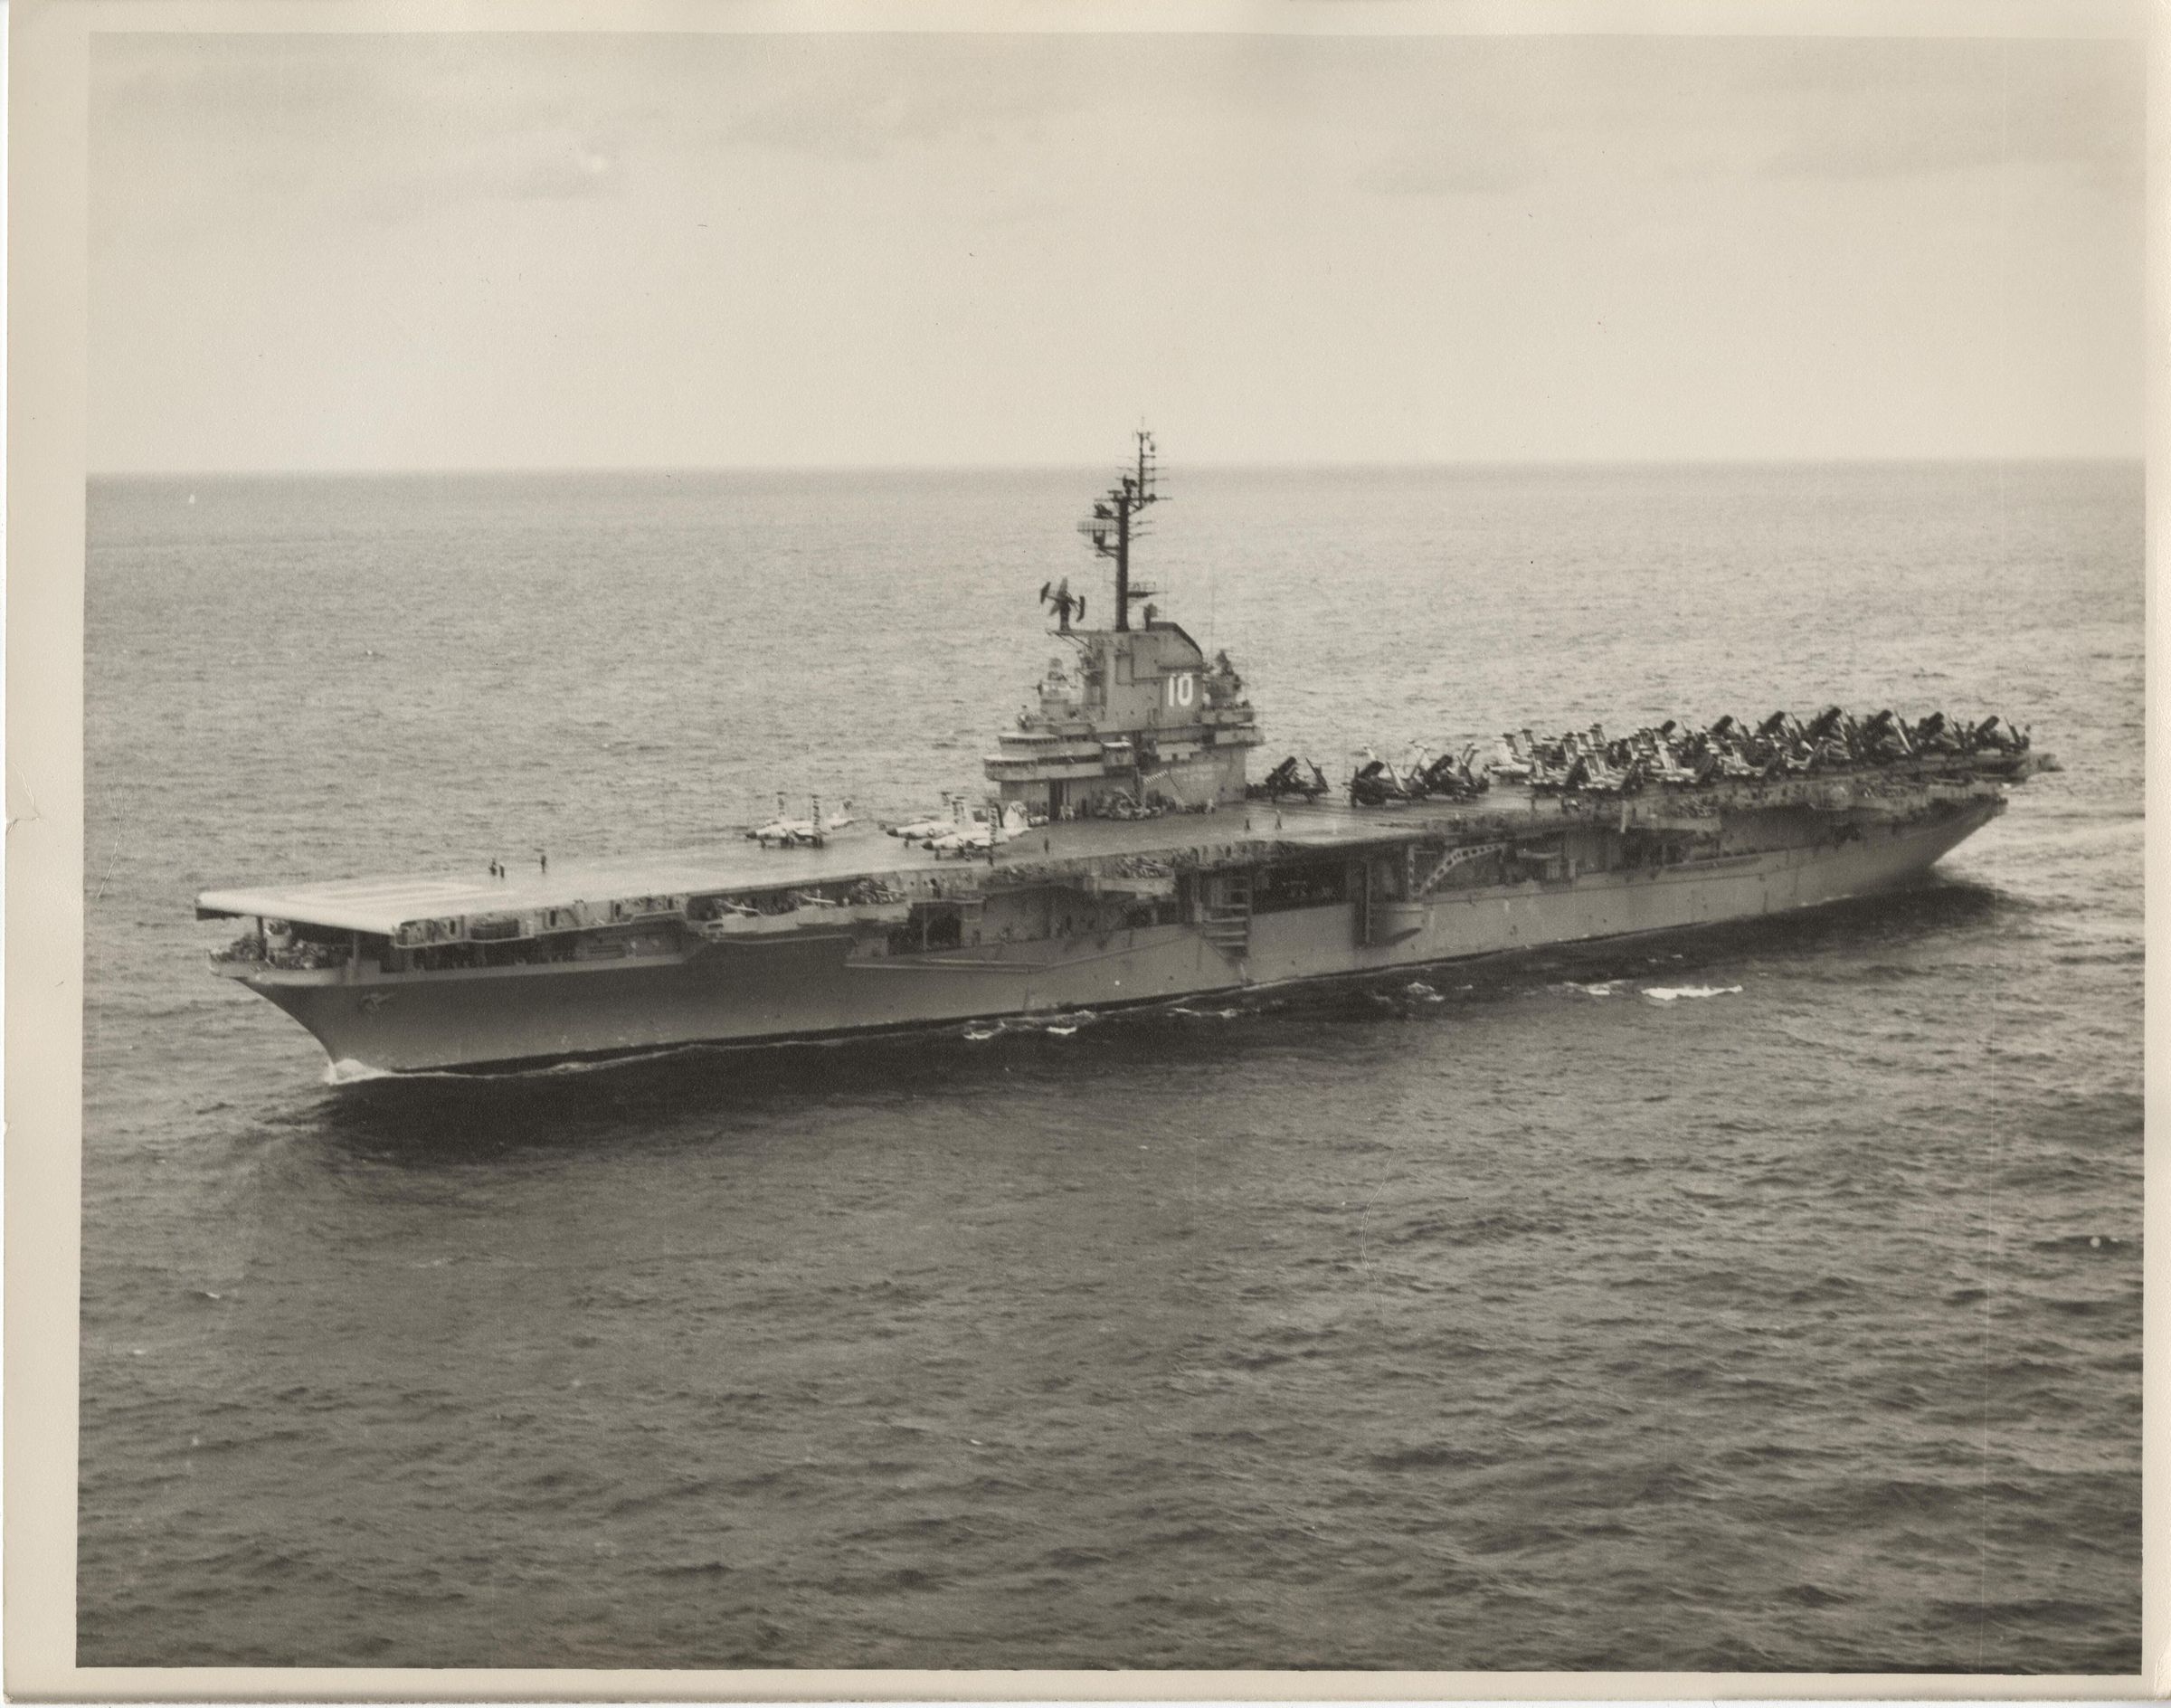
[{"xmin": 197, "ymin": 434, "xmax": 2055, "ymax": 1075}]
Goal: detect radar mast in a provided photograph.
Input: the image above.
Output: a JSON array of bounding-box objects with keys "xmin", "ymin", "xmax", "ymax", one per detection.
[{"xmin": 1076, "ymin": 429, "xmax": 1164, "ymax": 631}]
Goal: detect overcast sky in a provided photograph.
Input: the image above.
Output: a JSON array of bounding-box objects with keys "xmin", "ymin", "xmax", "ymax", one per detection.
[{"xmin": 89, "ymin": 28, "xmax": 2145, "ymax": 472}]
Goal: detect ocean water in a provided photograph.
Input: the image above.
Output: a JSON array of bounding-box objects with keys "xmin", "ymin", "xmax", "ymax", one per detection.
[{"xmin": 81, "ymin": 461, "xmax": 2141, "ymax": 1671}]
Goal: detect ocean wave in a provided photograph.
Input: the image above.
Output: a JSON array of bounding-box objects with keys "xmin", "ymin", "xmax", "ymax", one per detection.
[
  {"xmin": 962, "ymin": 1011, "xmax": 1098, "ymax": 1040},
  {"xmin": 323, "ymin": 1057, "xmax": 397, "ymax": 1085},
  {"xmin": 326, "ymin": 1040, "xmax": 717, "ymax": 1084},
  {"xmin": 1643, "ymin": 984, "xmax": 1743, "ymax": 1002}
]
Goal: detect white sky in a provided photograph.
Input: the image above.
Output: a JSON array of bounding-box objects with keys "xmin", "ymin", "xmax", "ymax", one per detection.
[{"xmin": 89, "ymin": 29, "xmax": 2146, "ymax": 472}]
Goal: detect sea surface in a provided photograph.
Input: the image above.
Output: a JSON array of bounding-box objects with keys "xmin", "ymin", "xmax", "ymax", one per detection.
[{"xmin": 81, "ymin": 461, "xmax": 2142, "ymax": 1672}]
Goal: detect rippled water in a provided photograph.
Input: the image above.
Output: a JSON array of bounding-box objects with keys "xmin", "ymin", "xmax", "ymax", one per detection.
[{"xmin": 81, "ymin": 461, "xmax": 2141, "ymax": 1671}]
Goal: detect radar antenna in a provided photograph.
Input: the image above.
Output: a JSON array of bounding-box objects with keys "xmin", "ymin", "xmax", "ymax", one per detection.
[
  {"xmin": 1074, "ymin": 429, "xmax": 1165, "ymax": 631},
  {"xmin": 1038, "ymin": 576, "xmax": 1085, "ymax": 631}
]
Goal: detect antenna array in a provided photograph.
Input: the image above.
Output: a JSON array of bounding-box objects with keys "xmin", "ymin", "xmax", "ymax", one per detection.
[{"xmin": 1075, "ymin": 429, "xmax": 1167, "ymax": 631}]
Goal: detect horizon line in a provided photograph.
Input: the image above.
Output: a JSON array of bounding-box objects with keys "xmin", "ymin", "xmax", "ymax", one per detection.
[{"xmin": 87, "ymin": 451, "xmax": 2147, "ymax": 481}]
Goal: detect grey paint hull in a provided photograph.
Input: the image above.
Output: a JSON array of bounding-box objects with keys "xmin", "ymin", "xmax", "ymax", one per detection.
[{"xmin": 251, "ymin": 803, "xmax": 1996, "ymax": 1073}]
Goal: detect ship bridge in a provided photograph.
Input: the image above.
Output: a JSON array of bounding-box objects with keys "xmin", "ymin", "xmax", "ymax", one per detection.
[
  {"xmin": 989, "ymin": 432, "xmax": 1261, "ymax": 816},
  {"xmin": 985, "ymin": 622, "xmax": 1263, "ymax": 816}
]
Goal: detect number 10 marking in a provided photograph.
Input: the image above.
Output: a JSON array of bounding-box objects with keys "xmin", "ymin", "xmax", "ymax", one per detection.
[{"xmin": 1165, "ymin": 672, "xmax": 1197, "ymax": 708}]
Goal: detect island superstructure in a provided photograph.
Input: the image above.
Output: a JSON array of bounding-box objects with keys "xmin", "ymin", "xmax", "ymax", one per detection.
[{"xmin": 197, "ymin": 433, "xmax": 2054, "ymax": 1075}]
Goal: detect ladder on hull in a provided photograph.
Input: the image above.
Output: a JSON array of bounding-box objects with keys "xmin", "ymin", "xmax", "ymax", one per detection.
[{"xmin": 1198, "ymin": 872, "xmax": 1253, "ymax": 959}]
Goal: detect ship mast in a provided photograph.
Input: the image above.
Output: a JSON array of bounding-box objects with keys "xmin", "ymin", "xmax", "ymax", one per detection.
[{"xmin": 1077, "ymin": 429, "xmax": 1164, "ymax": 631}]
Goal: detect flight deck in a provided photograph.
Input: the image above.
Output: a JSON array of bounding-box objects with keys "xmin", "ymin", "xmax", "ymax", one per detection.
[{"xmin": 194, "ymin": 795, "xmax": 1527, "ymax": 937}]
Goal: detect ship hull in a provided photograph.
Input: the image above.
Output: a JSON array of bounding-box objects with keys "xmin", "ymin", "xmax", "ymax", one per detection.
[{"xmin": 247, "ymin": 802, "xmax": 1998, "ymax": 1074}]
